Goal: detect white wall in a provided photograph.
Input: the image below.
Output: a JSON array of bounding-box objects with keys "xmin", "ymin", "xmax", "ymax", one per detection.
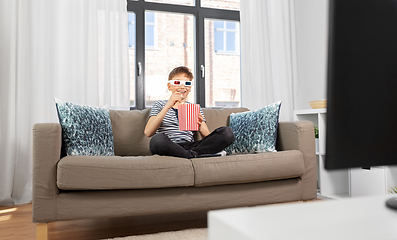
[{"xmin": 294, "ymin": 0, "xmax": 328, "ymax": 110}]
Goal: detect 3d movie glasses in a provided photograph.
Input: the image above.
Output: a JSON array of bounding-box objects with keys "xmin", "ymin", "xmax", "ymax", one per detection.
[{"xmin": 168, "ymin": 80, "xmax": 193, "ymax": 87}]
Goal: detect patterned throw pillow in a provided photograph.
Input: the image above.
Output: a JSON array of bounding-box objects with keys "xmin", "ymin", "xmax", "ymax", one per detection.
[
  {"xmin": 54, "ymin": 98, "xmax": 115, "ymax": 156},
  {"xmin": 225, "ymin": 101, "xmax": 282, "ymax": 154}
]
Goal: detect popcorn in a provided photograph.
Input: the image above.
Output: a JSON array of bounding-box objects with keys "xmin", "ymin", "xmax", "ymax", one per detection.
[{"xmin": 178, "ymin": 103, "xmax": 200, "ymax": 131}]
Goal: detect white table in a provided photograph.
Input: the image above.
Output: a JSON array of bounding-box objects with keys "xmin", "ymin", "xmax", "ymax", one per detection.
[{"xmin": 208, "ymin": 196, "xmax": 397, "ymax": 240}]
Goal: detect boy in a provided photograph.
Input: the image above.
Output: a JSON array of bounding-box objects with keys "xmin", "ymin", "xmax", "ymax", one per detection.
[{"xmin": 144, "ymin": 66, "xmax": 234, "ymax": 159}]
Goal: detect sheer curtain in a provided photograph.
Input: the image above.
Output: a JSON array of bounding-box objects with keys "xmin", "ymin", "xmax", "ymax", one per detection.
[
  {"xmin": 240, "ymin": 0, "xmax": 300, "ymax": 121},
  {"xmin": 0, "ymin": 0, "xmax": 130, "ymax": 206}
]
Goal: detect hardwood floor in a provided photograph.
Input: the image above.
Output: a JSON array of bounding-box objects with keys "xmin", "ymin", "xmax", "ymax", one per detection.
[
  {"xmin": 0, "ymin": 204, "xmax": 207, "ymax": 240},
  {"xmin": 1, "ymin": 204, "xmax": 36, "ymax": 240},
  {"xmin": 1, "ymin": 199, "xmax": 321, "ymax": 240}
]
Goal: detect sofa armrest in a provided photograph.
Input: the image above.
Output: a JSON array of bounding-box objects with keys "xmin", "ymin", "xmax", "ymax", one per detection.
[
  {"xmin": 32, "ymin": 123, "xmax": 62, "ymax": 223},
  {"xmin": 276, "ymin": 121, "xmax": 317, "ymax": 200}
]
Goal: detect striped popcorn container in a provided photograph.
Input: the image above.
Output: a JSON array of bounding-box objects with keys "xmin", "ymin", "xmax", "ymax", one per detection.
[{"xmin": 178, "ymin": 103, "xmax": 200, "ymax": 131}]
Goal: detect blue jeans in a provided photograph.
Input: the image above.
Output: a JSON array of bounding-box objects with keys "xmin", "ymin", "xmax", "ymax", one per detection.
[{"xmin": 149, "ymin": 126, "xmax": 234, "ymax": 159}]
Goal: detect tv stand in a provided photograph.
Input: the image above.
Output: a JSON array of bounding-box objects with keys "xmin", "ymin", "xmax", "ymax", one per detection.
[
  {"xmin": 294, "ymin": 108, "xmax": 349, "ymax": 199},
  {"xmin": 294, "ymin": 108, "xmax": 397, "ymax": 199}
]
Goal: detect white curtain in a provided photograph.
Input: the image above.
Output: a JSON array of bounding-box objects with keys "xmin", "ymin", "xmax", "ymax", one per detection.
[
  {"xmin": 0, "ymin": 0, "xmax": 130, "ymax": 206},
  {"xmin": 240, "ymin": 0, "xmax": 300, "ymax": 121}
]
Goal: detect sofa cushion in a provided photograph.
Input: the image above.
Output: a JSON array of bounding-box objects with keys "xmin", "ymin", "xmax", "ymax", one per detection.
[
  {"xmin": 191, "ymin": 150, "xmax": 305, "ymax": 187},
  {"xmin": 57, "ymin": 155, "xmax": 194, "ymax": 190},
  {"xmin": 110, "ymin": 108, "xmax": 248, "ymax": 148},
  {"xmin": 195, "ymin": 107, "xmax": 249, "ymax": 141},
  {"xmin": 109, "ymin": 109, "xmax": 152, "ymax": 156},
  {"xmin": 202, "ymin": 107, "xmax": 249, "ymax": 131},
  {"xmin": 225, "ymin": 101, "xmax": 282, "ymax": 154},
  {"xmin": 54, "ymin": 98, "xmax": 114, "ymax": 156}
]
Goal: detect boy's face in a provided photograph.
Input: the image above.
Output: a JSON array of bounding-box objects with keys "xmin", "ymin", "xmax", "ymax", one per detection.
[{"xmin": 168, "ymin": 73, "xmax": 192, "ymax": 101}]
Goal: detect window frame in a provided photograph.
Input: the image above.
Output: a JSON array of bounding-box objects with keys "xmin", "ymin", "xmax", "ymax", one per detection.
[{"xmin": 127, "ymin": 0, "xmax": 240, "ymax": 110}]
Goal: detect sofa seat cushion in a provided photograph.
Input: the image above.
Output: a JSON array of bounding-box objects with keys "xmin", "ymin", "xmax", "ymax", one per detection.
[
  {"xmin": 57, "ymin": 155, "xmax": 194, "ymax": 190},
  {"xmin": 191, "ymin": 150, "xmax": 305, "ymax": 187}
]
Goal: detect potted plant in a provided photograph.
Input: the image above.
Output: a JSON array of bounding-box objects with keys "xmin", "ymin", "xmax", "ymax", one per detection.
[
  {"xmin": 314, "ymin": 126, "xmax": 319, "ymax": 153},
  {"xmin": 314, "ymin": 125, "xmax": 319, "ymax": 138},
  {"xmin": 388, "ymin": 186, "xmax": 397, "ymax": 194}
]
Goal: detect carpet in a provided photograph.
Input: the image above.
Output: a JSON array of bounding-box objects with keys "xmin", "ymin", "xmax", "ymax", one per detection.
[{"xmin": 103, "ymin": 228, "xmax": 207, "ymax": 240}]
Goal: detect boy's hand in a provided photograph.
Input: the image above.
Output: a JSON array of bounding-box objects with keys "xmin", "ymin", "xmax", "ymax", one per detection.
[
  {"xmin": 198, "ymin": 114, "xmax": 205, "ymax": 126},
  {"xmin": 166, "ymin": 92, "xmax": 183, "ymax": 109},
  {"xmin": 197, "ymin": 114, "xmax": 210, "ymax": 137}
]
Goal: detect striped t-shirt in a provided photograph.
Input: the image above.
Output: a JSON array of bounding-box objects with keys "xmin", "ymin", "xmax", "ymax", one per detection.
[{"xmin": 150, "ymin": 100, "xmax": 206, "ymax": 143}]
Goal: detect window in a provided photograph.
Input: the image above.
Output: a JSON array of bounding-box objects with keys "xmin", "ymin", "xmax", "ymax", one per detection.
[
  {"xmin": 146, "ymin": 0, "xmax": 194, "ymax": 6},
  {"xmin": 145, "ymin": 12, "xmax": 156, "ymax": 48},
  {"xmin": 206, "ymin": 19, "xmax": 240, "ymax": 107},
  {"xmin": 128, "ymin": 13, "xmax": 136, "ymax": 106},
  {"xmin": 128, "ymin": 12, "xmax": 156, "ymax": 48},
  {"xmin": 145, "ymin": 12, "xmax": 195, "ymax": 106},
  {"xmin": 128, "ymin": 13, "xmax": 136, "ymax": 48},
  {"xmin": 214, "ymin": 20, "xmax": 239, "ymax": 54},
  {"xmin": 127, "ymin": 0, "xmax": 240, "ymax": 109},
  {"xmin": 201, "ymin": 0, "xmax": 240, "ymax": 11}
]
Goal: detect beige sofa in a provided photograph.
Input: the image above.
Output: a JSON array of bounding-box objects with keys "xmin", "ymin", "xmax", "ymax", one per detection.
[{"xmin": 32, "ymin": 107, "xmax": 317, "ymax": 239}]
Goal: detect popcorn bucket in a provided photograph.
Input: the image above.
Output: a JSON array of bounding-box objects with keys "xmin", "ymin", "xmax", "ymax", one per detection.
[{"xmin": 178, "ymin": 104, "xmax": 200, "ymax": 131}]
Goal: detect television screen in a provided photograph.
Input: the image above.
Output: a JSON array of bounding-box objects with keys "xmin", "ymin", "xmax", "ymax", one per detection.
[{"xmin": 326, "ymin": 0, "xmax": 397, "ymax": 170}]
